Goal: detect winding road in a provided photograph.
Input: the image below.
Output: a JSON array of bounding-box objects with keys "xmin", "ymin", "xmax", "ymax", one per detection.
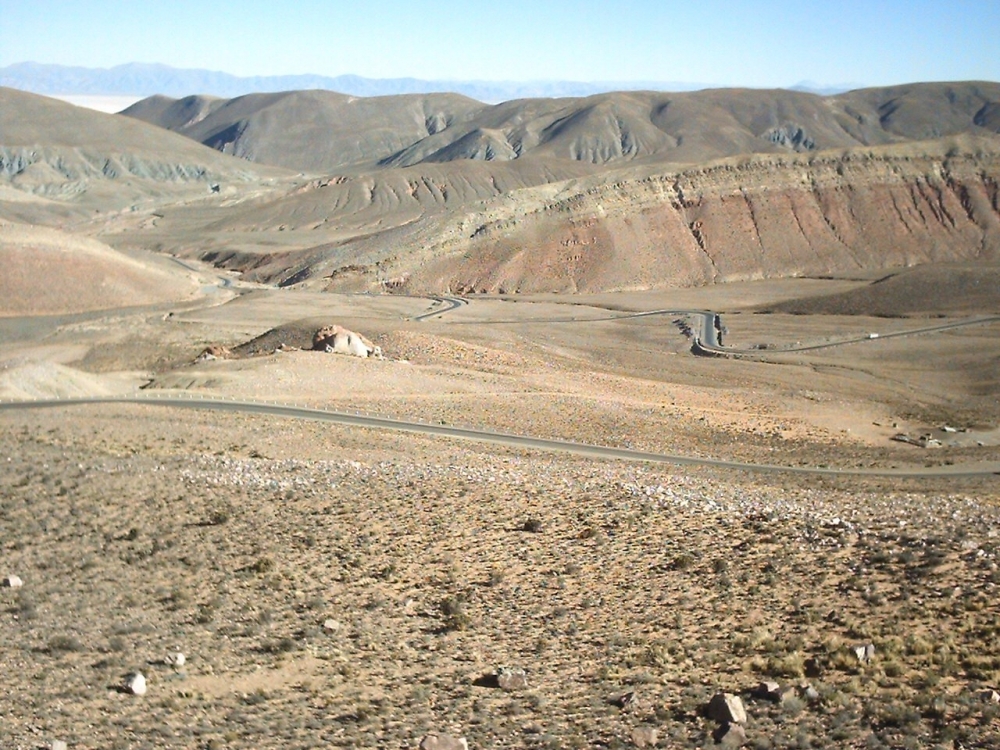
[
  {"xmin": 3, "ymin": 290, "xmax": 997, "ymax": 479},
  {"xmin": 411, "ymin": 296, "xmax": 469, "ymax": 321},
  {"xmin": 2, "ymin": 396, "xmax": 997, "ymax": 478},
  {"xmin": 409, "ymin": 295, "xmax": 999, "ymax": 357}
]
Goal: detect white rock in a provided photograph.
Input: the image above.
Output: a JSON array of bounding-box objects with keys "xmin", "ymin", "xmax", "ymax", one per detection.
[
  {"xmin": 51, "ymin": 741, "xmax": 68, "ymax": 750},
  {"xmin": 707, "ymin": 692, "xmax": 747, "ymax": 725},
  {"xmin": 2, "ymin": 574, "xmax": 24, "ymax": 588},
  {"xmin": 852, "ymin": 643, "xmax": 876, "ymax": 663},
  {"xmin": 752, "ymin": 681, "xmax": 782, "ymax": 702},
  {"xmin": 419, "ymin": 734, "xmax": 468, "ymax": 750},
  {"xmin": 165, "ymin": 652, "xmax": 186, "ymax": 667},
  {"xmin": 631, "ymin": 726, "xmax": 659, "ymax": 748},
  {"xmin": 124, "ymin": 671, "xmax": 147, "ymax": 695}
]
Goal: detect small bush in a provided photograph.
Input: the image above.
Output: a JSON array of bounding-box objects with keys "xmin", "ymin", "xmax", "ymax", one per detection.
[
  {"xmin": 207, "ymin": 501, "xmax": 233, "ymax": 525},
  {"xmin": 522, "ymin": 517, "xmax": 544, "ymax": 533},
  {"xmin": 260, "ymin": 636, "xmax": 297, "ymax": 654},
  {"xmin": 487, "ymin": 568, "xmax": 505, "ymax": 587},
  {"xmin": 248, "ymin": 556, "xmax": 274, "ymax": 575},
  {"xmin": 47, "ymin": 634, "xmax": 85, "ymax": 653},
  {"xmin": 440, "ymin": 595, "xmax": 471, "ymax": 631},
  {"xmin": 673, "ymin": 553, "xmax": 696, "ymax": 570},
  {"xmin": 769, "ymin": 652, "xmax": 806, "ymax": 678}
]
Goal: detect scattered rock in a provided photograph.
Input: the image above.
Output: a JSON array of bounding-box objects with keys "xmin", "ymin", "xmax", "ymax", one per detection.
[
  {"xmin": 797, "ymin": 683, "xmax": 820, "ymax": 703},
  {"xmin": 2, "ymin": 574, "xmax": 23, "ymax": 588},
  {"xmin": 195, "ymin": 345, "xmax": 230, "ymax": 363},
  {"xmin": 979, "ymin": 689, "xmax": 1000, "ymax": 704},
  {"xmin": 496, "ymin": 666, "xmax": 528, "ymax": 691},
  {"xmin": 752, "ymin": 681, "xmax": 782, "ymax": 702},
  {"xmin": 123, "ymin": 671, "xmax": 147, "ymax": 695},
  {"xmin": 631, "ymin": 725, "xmax": 659, "ymax": 747},
  {"xmin": 852, "ymin": 643, "xmax": 876, "ymax": 663},
  {"xmin": 322, "ymin": 618, "xmax": 342, "ymax": 633},
  {"xmin": 51, "ymin": 741, "xmax": 68, "ymax": 750},
  {"xmin": 712, "ymin": 721, "xmax": 748, "ymax": 747},
  {"xmin": 707, "ymin": 692, "xmax": 747, "ymax": 725},
  {"xmin": 164, "ymin": 652, "xmax": 186, "ymax": 668},
  {"xmin": 419, "ymin": 733, "xmax": 468, "ymax": 750},
  {"xmin": 610, "ymin": 690, "xmax": 638, "ymax": 709}
]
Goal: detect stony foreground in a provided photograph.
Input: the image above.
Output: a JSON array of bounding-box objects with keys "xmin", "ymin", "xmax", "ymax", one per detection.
[{"xmin": 2, "ymin": 405, "xmax": 999, "ymax": 749}]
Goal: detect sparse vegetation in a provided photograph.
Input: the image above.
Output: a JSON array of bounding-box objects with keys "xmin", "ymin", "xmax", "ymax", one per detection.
[{"xmin": 1, "ymin": 138, "xmax": 999, "ymax": 747}]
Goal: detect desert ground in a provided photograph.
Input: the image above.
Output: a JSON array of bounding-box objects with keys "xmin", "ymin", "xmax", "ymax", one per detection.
[
  {"xmin": 3, "ymin": 254, "xmax": 1000, "ymax": 750},
  {"xmin": 3, "ymin": 82, "xmax": 1000, "ymax": 748}
]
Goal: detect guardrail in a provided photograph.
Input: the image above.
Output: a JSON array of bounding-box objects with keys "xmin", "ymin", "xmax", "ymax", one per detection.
[{"xmin": 2, "ymin": 393, "xmax": 998, "ymax": 478}]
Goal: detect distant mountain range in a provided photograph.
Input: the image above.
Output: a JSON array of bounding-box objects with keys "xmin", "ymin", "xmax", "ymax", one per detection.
[
  {"xmin": 0, "ymin": 61, "xmax": 854, "ymax": 102},
  {"xmin": 3, "ymin": 83, "xmax": 999, "ymax": 297}
]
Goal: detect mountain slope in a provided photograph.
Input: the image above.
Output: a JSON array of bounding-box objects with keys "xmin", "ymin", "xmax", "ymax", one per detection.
[
  {"xmin": 123, "ymin": 82, "xmax": 1000, "ymax": 174},
  {"xmin": 124, "ymin": 89, "xmax": 484, "ymax": 172},
  {"xmin": 5, "ymin": 84, "xmax": 1000, "ymax": 296},
  {"xmin": 0, "ymin": 220, "xmax": 198, "ymax": 315},
  {"xmin": 234, "ymin": 136, "xmax": 996, "ymax": 294},
  {"xmin": 0, "ymin": 87, "xmax": 289, "ymax": 215}
]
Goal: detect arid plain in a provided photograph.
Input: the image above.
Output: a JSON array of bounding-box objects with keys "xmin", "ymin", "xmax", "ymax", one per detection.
[{"xmin": 2, "ymin": 83, "xmax": 1000, "ymax": 749}]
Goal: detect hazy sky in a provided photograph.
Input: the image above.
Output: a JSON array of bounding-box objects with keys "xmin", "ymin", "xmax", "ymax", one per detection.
[{"xmin": 2, "ymin": 0, "xmax": 997, "ymax": 87}]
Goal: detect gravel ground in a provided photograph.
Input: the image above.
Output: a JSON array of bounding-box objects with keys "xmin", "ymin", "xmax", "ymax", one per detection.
[{"xmin": 2, "ymin": 405, "xmax": 999, "ymax": 749}]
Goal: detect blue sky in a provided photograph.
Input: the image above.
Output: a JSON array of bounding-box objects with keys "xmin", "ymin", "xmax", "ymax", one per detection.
[{"xmin": 2, "ymin": 0, "xmax": 996, "ymax": 87}]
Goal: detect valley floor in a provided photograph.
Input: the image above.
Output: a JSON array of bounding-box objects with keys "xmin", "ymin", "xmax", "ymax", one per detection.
[{"xmin": 2, "ymin": 271, "xmax": 1000, "ymax": 748}]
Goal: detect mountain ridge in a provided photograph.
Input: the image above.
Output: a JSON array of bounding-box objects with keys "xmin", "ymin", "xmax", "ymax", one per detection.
[
  {"xmin": 121, "ymin": 82, "xmax": 1000, "ymax": 173},
  {"xmin": 3, "ymin": 84, "xmax": 1000, "ymax": 296},
  {"xmin": 0, "ymin": 61, "xmax": 722, "ymax": 103}
]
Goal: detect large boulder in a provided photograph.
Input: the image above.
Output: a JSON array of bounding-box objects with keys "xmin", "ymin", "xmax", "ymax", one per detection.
[{"xmin": 312, "ymin": 325, "xmax": 382, "ymax": 358}]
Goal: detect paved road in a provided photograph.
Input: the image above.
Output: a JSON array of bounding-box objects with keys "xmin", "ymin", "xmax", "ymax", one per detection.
[
  {"xmin": 168, "ymin": 255, "xmax": 234, "ymax": 288},
  {"xmin": 411, "ymin": 296, "xmax": 468, "ymax": 321},
  {"xmin": 693, "ymin": 314, "xmax": 1000, "ymax": 356},
  {"xmin": 409, "ymin": 294, "xmax": 998, "ymax": 357},
  {"xmin": 2, "ymin": 396, "xmax": 997, "ymax": 478},
  {"xmin": 5, "ymin": 293, "xmax": 995, "ymax": 479}
]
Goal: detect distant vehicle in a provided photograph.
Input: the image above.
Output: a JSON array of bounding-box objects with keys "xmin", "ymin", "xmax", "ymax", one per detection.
[{"xmin": 867, "ymin": 333, "xmax": 879, "ymax": 339}]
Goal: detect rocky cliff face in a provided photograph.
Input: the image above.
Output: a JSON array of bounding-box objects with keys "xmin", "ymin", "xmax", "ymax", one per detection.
[{"xmin": 376, "ymin": 142, "xmax": 1000, "ymax": 294}]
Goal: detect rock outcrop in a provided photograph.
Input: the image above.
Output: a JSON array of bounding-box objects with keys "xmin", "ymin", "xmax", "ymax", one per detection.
[
  {"xmin": 312, "ymin": 325, "xmax": 381, "ymax": 358},
  {"xmin": 368, "ymin": 141, "xmax": 1000, "ymax": 294}
]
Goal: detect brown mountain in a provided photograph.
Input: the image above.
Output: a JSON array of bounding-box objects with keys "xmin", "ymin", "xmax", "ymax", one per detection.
[
  {"xmin": 121, "ymin": 89, "xmax": 485, "ymax": 172},
  {"xmin": 259, "ymin": 137, "xmax": 1000, "ymax": 294},
  {"xmin": 4, "ymin": 85, "xmax": 1000, "ymax": 295},
  {"xmin": 122, "ymin": 82, "xmax": 1000, "ymax": 173}
]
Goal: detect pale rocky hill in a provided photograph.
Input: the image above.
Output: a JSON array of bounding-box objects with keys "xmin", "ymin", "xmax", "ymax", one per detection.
[
  {"xmin": 0, "ymin": 87, "xmax": 289, "ymax": 215},
  {"xmin": 0, "ymin": 220, "xmax": 198, "ymax": 315}
]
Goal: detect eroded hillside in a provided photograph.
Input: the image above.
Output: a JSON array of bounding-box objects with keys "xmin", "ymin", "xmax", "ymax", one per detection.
[
  {"xmin": 171, "ymin": 138, "xmax": 998, "ymax": 295},
  {"xmin": 123, "ymin": 82, "xmax": 1000, "ymax": 171},
  {"xmin": 4, "ymin": 85, "xmax": 1000, "ymax": 295}
]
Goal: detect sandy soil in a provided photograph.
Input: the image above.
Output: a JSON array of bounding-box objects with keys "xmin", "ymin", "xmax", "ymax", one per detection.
[{"xmin": 1, "ymin": 272, "xmax": 999, "ymax": 749}]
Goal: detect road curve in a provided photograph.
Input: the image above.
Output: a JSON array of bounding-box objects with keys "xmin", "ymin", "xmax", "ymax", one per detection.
[
  {"xmin": 411, "ymin": 296, "xmax": 468, "ymax": 321},
  {"xmin": 410, "ymin": 295, "xmax": 997, "ymax": 357},
  {"xmin": 2, "ymin": 396, "xmax": 997, "ymax": 479},
  {"xmin": 694, "ymin": 314, "xmax": 1000, "ymax": 356}
]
